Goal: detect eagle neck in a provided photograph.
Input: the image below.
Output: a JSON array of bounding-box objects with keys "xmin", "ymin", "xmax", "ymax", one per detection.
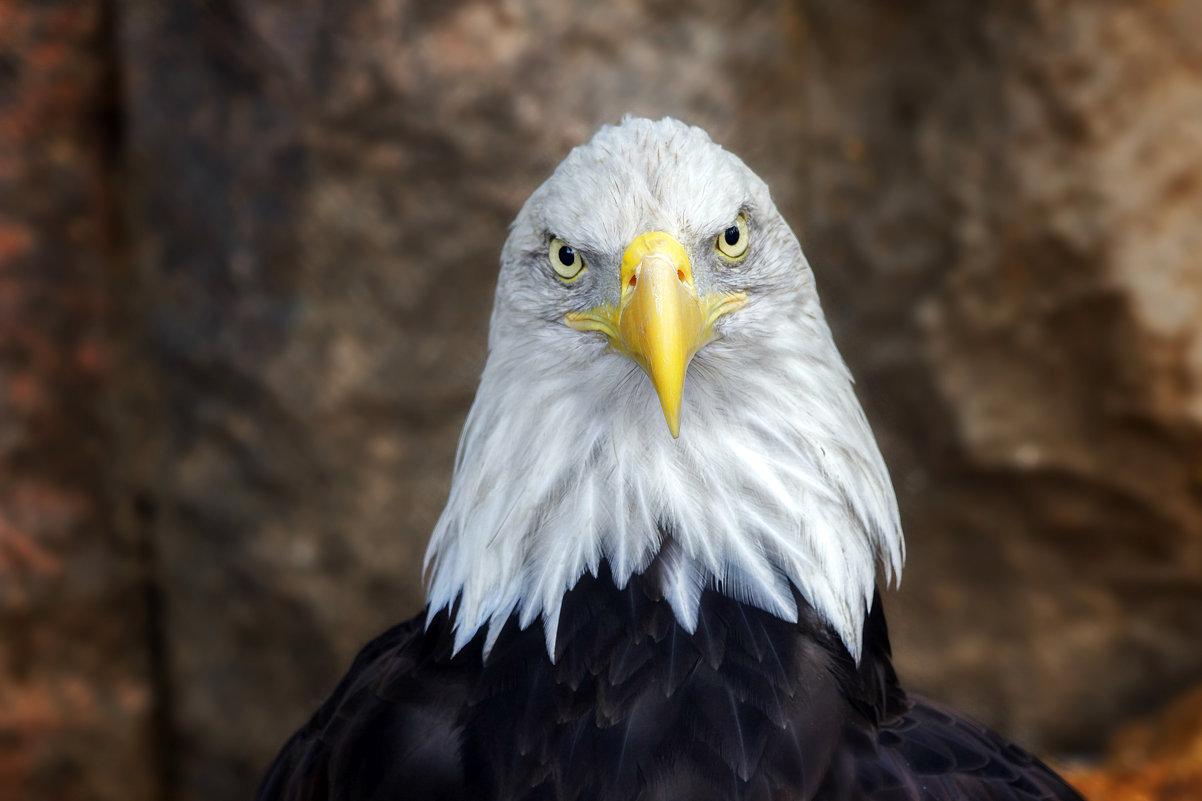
[{"xmin": 424, "ymin": 304, "xmax": 904, "ymax": 662}]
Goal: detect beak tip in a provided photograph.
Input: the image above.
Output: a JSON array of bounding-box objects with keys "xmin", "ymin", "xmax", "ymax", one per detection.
[{"xmin": 662, "ymin": 405, "xmax": 681, "ymax": 439}]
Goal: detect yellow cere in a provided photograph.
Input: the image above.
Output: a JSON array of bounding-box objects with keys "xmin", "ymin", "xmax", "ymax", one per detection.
[{"xmin": 619, "ymin": 231, "xmax": 694, "ymax": 292}]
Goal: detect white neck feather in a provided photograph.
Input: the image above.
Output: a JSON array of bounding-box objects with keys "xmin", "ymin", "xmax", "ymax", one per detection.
[{"xmin": 424, "ymin": 280, "xmax": 903, "ymax": 662}]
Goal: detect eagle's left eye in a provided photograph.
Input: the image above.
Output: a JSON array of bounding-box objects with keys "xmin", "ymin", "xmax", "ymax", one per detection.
[
  {"xmin": 549, "ymin": 237, "xmax": 587, "ymax": 283},
  {"xmin": 715, "ymin": 213, "xmax": 750, "ymax": 262}
]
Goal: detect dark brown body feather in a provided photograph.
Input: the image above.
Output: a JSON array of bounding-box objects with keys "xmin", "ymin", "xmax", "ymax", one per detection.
[{"xmin": 256, "ymin": 561, "xmax": 1084, "ymax": 801}]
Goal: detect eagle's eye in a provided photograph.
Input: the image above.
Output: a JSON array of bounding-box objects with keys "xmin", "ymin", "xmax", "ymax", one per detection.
[
  {"xmin": 715, "ymin": 213, "xmax": 750, "ymax": 262},
  {"xmin": 549, "ymin": 237, "xmax": 587, "ymax": 283}
]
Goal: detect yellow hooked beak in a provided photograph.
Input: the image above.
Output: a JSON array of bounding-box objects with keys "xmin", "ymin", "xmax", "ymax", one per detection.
[{"xmin": 565, "ymin": 232, "xmax": 747, "ymax": 438}]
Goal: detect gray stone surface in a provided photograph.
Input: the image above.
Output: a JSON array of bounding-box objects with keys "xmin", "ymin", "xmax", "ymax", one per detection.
[{"xmin": 799, "ymin": 1, "xmax": 1202, "ymax": 751}]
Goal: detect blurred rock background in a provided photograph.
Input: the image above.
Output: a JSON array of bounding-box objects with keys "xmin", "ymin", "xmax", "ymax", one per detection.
[{"xmin": 2, "ymin": 1, "xmax": 1201, "ymax": 799}]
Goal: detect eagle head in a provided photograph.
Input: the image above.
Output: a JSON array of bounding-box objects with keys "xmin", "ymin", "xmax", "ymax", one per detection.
[{"xmin": 425, "ymin": 117, "xmax": 903, "ymax": 662}]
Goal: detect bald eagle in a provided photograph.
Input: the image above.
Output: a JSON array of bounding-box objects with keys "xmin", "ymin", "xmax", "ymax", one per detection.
[{"xmin": 257, "ymin": 118, "xmax": 1085, "ymax": 801}]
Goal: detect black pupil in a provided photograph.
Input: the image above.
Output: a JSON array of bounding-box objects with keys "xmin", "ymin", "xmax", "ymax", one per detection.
[
  {"xmin": 558, "ymin": 245, "xmax": 575, "ymax": 266},
  {"xmin": 724, "ymin": 226, "xmax": 740, "ymax": 247}
]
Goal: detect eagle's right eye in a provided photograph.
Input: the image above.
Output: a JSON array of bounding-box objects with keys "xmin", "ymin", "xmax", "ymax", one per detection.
[{"xmin": 549, "ymin": 238, "xmax": 587, "ymax": 283}]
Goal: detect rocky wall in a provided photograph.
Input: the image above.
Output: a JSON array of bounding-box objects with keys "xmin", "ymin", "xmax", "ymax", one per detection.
[
  {"xmin": 2, "ymin": 1, "xmax": 1201, "ymax": 799},
  {"xmin": 0, "ymin": 2, "xmax": 154, "ymax": 800}
]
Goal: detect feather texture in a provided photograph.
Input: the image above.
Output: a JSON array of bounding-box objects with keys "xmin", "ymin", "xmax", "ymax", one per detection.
[{"xmin": 257, "ymin": 559, "xmax": 1083, "ymax": 801}]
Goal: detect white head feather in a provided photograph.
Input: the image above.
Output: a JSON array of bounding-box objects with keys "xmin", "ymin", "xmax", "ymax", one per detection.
[{"xmin": 424, "ymin": 117, "xmax": 903, "ymax": 661}]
